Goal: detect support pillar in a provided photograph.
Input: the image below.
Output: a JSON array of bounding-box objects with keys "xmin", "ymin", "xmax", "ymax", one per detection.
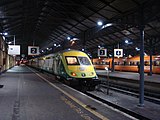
[
  {"xmin": 149, "ymin": 39, "xmax": 153, "ymax": 76},
  {"xmin": 139, "ymin": 6, "xmax": 145, "ymax": 107},
  {"xmin": 111, "ymin": 45, "xmax": 115, "ymax": 72}
]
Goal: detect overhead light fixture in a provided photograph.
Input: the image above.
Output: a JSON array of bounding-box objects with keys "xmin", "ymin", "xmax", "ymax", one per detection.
[
  {"xmin": 4, "ymin": 32, "xmax": 8, "ymax": 36},
  {"xmin": 2, "ymin": 36, "xmax": 5, "ymax": 40},
  {"xmin": 102, "ymin": 23, "xmax": 113, "ymax": 29},
  {"xmin": 72, "ymin": 38, "xmax": 79, "ymax": 41},
  {"xmin": 124, "ymin": 39, "xmax": 133, "ymax": 44},
  {"xmin": 67, "ymin": 37, "xmax": 71, "ymax": 40},
  {"xmin": 144, "ymin": 52, "xmax": 147, "ymax": 56},
  {"xmin": 8, "ymin": 41, "xmax": 12, "ymax": 44},
  {"xmin": 97, "ymin": 21, "xmax": 103, "ymax": 26},
  {"xmin": 135, "ymin": 47, "xmax": 140, "ymax": 51},
  {"xmin": 125, "ymin": 40, "xmax": 129, "ymax": 44},
  {"xmin": 56, "ymin": 44, "xmax": 61, "ymax": 47},
  {"xmin": 0, "ymin": 32, "xmax": 8, "ymax": 36}
]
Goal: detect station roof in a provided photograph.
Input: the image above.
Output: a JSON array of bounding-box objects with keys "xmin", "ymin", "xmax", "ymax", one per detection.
[{"xmin": 0, "ymin": 0, "xmax": 160, "ymax": 57}]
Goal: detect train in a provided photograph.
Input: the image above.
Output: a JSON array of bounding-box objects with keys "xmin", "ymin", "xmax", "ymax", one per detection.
[
  {"xmin": 92, "ymin": 55, "xmax": 160, "ymax": 74},
  {"xmin": 28, "ymin": 49, "xmax": 100, "ymax": 90}
]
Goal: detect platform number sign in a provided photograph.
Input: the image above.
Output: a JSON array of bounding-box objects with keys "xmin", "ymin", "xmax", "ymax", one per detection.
[
  {"xmin": 31, "ymin": 48, "xmax": 37, "ymax": 54},
  {"xmin": 28, "ymin": 46, "xmax": 39, "ymax": 55},
  {"xmin": 114, "ymin": 49, "xmax": 123, "ymax": 57},
  {"xmin": 98, "ymin": 49, "xmax": 107, "ymax": 57}
]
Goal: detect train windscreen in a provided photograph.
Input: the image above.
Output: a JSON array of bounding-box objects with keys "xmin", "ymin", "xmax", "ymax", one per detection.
[
  {"xmin": 78, "ymin": 57, "xmax": 91, "ymax": 65},
  {"xmin": 65, "ymin": 56, "xmax": 91, "ymax": 65},
  {"xmin": 66, "ymin": 56, "xmax": 79, "ymax": 65}
]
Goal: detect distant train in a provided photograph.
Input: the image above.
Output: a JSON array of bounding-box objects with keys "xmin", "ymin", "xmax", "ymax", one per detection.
[
  {"xmin": 92, "ymin": 55, "xmax": 160, "ymax": 74},
  {"xmin": 28, "ymin": 49, "xmax": 100, "ymax": 90}
]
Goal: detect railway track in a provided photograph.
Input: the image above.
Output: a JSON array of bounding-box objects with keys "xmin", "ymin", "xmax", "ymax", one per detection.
[
  {"xmin": 84, "ymin": 76, "xmax": 160, "ymax": 120},
  {"xmin": 37, "ymin": 70, "xmax": 156, "ymax": 120},
  {"xmin": 98, "ymin": 76, "xmax": 160, "ymax": 104},
  {"xmin": 85, "ymin": 91, "xmax": 151, "ymax": 120}
]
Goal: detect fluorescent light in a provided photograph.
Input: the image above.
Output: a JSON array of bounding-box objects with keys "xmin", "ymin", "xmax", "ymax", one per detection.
[{"xmin": 102, "ymin": 23, "xmax": 113, "ymax": 29}]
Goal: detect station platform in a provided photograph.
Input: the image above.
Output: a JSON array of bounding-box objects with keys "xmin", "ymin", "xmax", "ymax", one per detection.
[
  {"xmin": 0, "ymin": 65, "xmax": 139, "ymax": 120},
  {"xmin": 0, "ymin": 66, "xmax": 159, "ymax": 120},
  {"xmin": 96, "ymin": 70, "xmax": 160, "ymax": 84}
]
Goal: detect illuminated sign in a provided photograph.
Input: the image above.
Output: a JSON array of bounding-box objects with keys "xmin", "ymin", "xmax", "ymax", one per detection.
[
  {"xmin": 114, "ymin": 49, "xmax": 123, "ymax": 57},
  {"xmin": 98, "ymin": 49, "xmax": 107, "ymax": 57},
  {"xmin": 8, "ymin": 45, "xmax": 20, "ymax": 55},
  {"xmin": 28, "ymin": 46, "xmax": 39, "ymax": 55}
]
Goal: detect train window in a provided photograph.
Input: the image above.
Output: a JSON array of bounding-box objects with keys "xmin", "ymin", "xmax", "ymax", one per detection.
[
  {"xmin": 78, "ymin": 57, "xmax": 91, "ymax": 65},
  {"xmin": 107, "ymin": 62, "xmax": 110, "ymax": 65},
  {"xmin": 133, "ymin": 62, "xmax": 136, "ymax": 66},
  {"xmin": 65, "ymin": 56, "xmax": 79, "ymax": 65},
  {"xmin": 130, "ymin": 62, "xmax": 132, "ymax": 65},
  {"xmin": 154, "ymin": 61, "xmax": 160, "ymax": 66},
  {"xmin": 144, "ymin": 61, "xmax": 150, "ymax": 66},
  {"xmin": 114, "ymin": 62, "xmax": 120, "ymax": 65}
]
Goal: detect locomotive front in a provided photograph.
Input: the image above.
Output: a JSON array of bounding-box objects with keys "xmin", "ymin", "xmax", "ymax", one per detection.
[{"xmin": 61, "ymin": 50, "xmax": 100, "ymax": 90}]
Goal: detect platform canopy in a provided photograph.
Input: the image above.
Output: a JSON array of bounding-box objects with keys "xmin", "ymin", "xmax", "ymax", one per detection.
[{"xmin": 0, "ymin": 0, "xmax": 160, "ymax": 57}]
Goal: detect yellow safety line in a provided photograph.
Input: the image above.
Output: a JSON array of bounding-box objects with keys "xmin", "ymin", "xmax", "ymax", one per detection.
[{"xmin": 34, "ymin": 71, "xmax": 109, "ymax": 120}]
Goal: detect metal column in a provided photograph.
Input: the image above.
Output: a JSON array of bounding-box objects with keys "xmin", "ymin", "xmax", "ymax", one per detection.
[
  {"xmin": 149, "ymin": 39, "xmax": 153, "ymax": 76},
  {"xmin": 14, "ymin": 35, "xmax": 16, "ymax": 45},
  {"xmin": 139, "ymin": 7, "xmax": 145, "ymax": 106},
  {"xmin": 83, "ymin": 31, "xmax": 86, "ymax": 51},
  {"xmin": 111, "ymin": 45, "xmax": 115, "ymax": 72}
]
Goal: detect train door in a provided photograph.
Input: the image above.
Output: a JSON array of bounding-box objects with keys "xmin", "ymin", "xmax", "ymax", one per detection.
[
  {"xmin": 48, "ymin": 57, "xmax": 53, "ymax": 71},
  {"xmin": 53, "ymin": 55, "xmax": 60, "ymax": 74},
  {"xmin": 53, "ymin": 58, "xmax": 58, "ymax": 74}
]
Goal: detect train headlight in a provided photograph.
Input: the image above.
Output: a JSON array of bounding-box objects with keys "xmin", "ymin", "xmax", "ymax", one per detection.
[
  {"xmin": 89, "ymin": 72, "xmax": 94, "ymax": 76},
  {"xmin": 81, "ymin": 73, "xmax": 86, "ymax": 77},
  {"xmin": 71, "ymin": 72, "xmax": 77, "ymax": 76}
]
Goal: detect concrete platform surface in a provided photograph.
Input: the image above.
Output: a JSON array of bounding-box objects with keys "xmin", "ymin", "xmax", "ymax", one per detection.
[{"xmin": 0, "ymin": 66, "xmax": 136, "ymax": 120}]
